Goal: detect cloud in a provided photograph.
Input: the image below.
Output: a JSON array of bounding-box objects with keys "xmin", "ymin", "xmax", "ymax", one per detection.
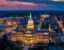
[
  {"xmin": 0, "ymin": 0, "xmax": 7, "ymax": 1},
  {"xmin": 0, "ymin": 1, "xmax": 48, "ymax": 6},
  {"xmin": 0, "ymin": 0, "xmax": 64, "ymax": 10},
  {"xmin": 0, "ymin": 1, "xmax": 49, "ymax": 10},
  {"xmin": 4, "ymin": 0, "xmax": 51, "ymax": 4},
  {"xmin": 52, "ymin": 0, "xmax": 64, "ymax": 2}
]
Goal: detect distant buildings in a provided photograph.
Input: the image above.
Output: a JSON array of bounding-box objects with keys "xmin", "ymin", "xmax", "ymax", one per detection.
[{"xmin": 0, "ymin": 13, "xmax": 64, "ymax": 45}]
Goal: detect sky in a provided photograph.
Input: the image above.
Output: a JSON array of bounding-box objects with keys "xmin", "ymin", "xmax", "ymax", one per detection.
[{"xmin": 0, "ymin": 0, "xmax": 64, "ymax": 10}]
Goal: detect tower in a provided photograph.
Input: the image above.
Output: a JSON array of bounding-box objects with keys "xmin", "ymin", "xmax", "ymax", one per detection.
[
  {"xmin": 27, "ymin": 12, "xmax": 34, "ymax": 30},
  {"xmin": 48, "ymin": 22, "xmax": 53, "ymax": 32},
  {"xmin": 37, "ymin": 20, "xmax": 42, "ymax": 30}
]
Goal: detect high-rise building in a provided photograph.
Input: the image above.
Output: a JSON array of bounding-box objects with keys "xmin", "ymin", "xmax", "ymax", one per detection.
[{"xmin": 27, "ymin": 12, "xmax": 34, "ymax": 30}]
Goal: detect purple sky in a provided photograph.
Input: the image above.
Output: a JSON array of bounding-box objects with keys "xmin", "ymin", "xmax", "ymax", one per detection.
[{"xmin": 0, "ymin": 0, "xmax": 64, "ymax": 10}]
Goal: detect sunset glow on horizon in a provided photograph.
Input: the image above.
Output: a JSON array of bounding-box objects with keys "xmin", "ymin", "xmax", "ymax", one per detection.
[{"xmin": 0, "ymin": 0, "xmax": 64, "ymax": 10}]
